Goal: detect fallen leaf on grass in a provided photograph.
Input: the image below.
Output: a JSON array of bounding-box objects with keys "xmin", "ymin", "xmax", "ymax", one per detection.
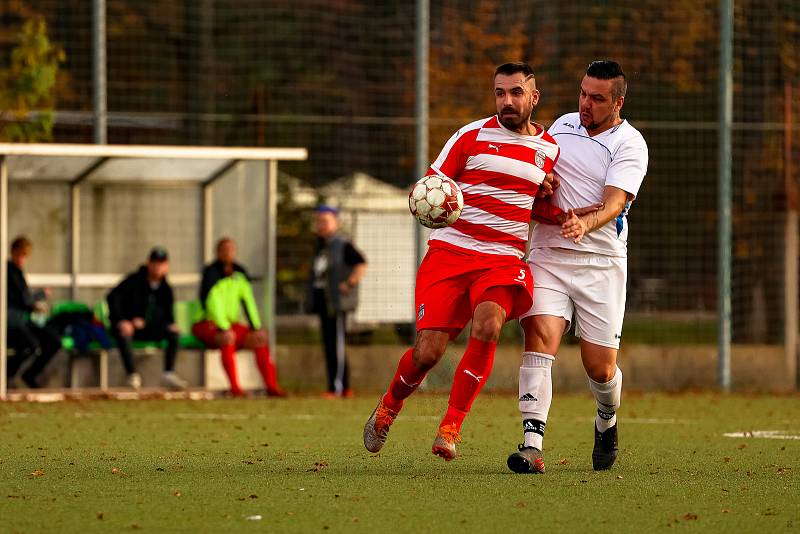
[
  {"xmin": 307, "ymin": 461, "xmax": 329, "ymax": 472},
  {"xmin": 96, "ymin": 512, "xmax": 104, "ymax": 520},
  {"xmin": 173, "ymin": 491, "xmax": 182, "ymax": 497},
  {"xmin": 558, "ymin": 458, "xmax": 569, "ymax": 465},
  {"xmin": 514, "ymin": 501, "xmax": 526, "ymax": 509},
  {"xmin": 738, "ymin": 443, "xmax": 747, "ymax": 450},
  {"xmin": 131, "ymin": 523, "xmax": 141, "ymax": 529},
  {"xmin": 616, "ymin": 475, "xmax": 623, "ymax": 480},
  {"xmin": 111, "ymin": 468, "xmax": 120, "ymax": 475},
  {"xmin": 776, "ymin": 467, "xmax": 791, "ymax": 475},
  {"xmin": 721, "ymin": 509, "xmax": 731, "ymax": 513},
  {"xmin": 30, "ymin": 469, "xmax": 44, "ymax": 478},
  {"xmin": 723, "ymin": 456, "xmax": 731, "ymax": 463},
  {"xmin": 682, "ymin": 513, "xmax": 698, "ymax": 521}
]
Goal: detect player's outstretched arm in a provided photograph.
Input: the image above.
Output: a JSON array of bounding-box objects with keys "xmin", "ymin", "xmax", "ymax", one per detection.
[{"xmin": 560, "ymin": 186, "xmax": 631, "ymax": 243}]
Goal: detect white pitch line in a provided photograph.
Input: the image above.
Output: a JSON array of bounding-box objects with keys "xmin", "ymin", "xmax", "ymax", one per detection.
[{"xmin": 723, "ymin": 430, "xmax": 800, "ymax": 441}]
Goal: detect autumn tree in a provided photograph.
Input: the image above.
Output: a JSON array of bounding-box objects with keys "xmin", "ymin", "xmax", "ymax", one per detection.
[{"xmin": 0, "ymin": 17, "xmax": 64, "ymax": 141}]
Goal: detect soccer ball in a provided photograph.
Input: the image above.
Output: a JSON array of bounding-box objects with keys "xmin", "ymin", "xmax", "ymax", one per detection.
[{"xmin": 408, "ymin": 175, "xmax": 464, "ymax": 229}]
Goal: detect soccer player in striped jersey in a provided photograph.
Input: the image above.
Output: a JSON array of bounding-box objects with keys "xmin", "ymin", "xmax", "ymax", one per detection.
[
  {"xmin": 507, "ymin": 60, "xmax": 649, "ymax": 474},
  {"xmin": 363, "ymin": 62, "xmax": 564, "ymax": 461}
]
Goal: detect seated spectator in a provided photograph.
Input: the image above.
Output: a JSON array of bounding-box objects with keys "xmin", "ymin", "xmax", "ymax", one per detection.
[
  {"xmin": 107, "ymin": 247, "xmax": 188, "ymax": 390},
  {"xmin": 6, "ymin": 236, "xmax": 61, "ymax": 388},
  {"xmin": 192, "ymin": 237, "xmax": 285, "ymax": 397}
]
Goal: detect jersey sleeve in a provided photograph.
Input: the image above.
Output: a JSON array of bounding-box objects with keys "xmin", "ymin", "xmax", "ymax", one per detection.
[
  {"xmin": 239, "ymin": 276, "xmax": 262, "ymax": 331},
  {"xmin": 205, "ymin": 284, "xmax": 231, "ymax": 331},
  {"xmin": 428, "ymin": 127, "xmax": 472, "ymax": 180},
  {"xmin": 531, "ymin": 198, "xmax": 566, "ymax": 225},
  {"xmin": 344, "ymin": 242, "xmax": 366, "ymax": 266},
  {"xmin": 605, "ymin": 135, "xmax": 648, "ymax": 198}
]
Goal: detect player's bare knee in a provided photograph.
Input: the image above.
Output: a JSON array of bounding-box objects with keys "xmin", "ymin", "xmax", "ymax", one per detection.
[
  {"xmin": 412, "ymin": 335, "xmax": 447, "ymax": 370},
  {"xmin": 585, "ymin": 361, "xmax": 616, "ymax": 383},
  {"xmin": 412, "ymin": 345, "xmax": 441, "ymax": 370},
  {"xmin": 525, "ymin": 321, "xmax": 559, "ymax": 354},
  {"xmin": 470, "ymin": 315, "xmax": 503, "ymax": 342}
]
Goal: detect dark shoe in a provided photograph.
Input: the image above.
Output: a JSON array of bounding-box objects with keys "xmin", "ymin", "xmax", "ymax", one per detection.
[
  {"xmin": 592, "ymin": 423, "xmax": 618, "ymax": 470},
  {"xmin": 21, "ymin": 372, "xmax": 40, "ymax": 389},
  {"xmin": 507, "ymin": 445, "xmax": 545, "ymax": 474},
  {"xmin": 266, "ymin": 386, "xmax": 287, "ymax": 398}
]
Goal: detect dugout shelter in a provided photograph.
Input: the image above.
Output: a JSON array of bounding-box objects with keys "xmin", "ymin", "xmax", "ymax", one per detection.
[{"xmin": 0, "ymin": 143, "xmax": 307, "ymax": 399}]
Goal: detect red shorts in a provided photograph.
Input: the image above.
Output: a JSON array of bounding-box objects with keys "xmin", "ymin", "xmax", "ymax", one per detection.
[
  {"xmin": 414, "ymin": 243, "xmax": 534, "ymax": 337},
  {"xmin": 192, "ymin": 320, "xmax": 254, "ymax": 349}
]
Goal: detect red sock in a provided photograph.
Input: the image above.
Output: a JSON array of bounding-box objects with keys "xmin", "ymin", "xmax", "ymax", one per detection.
[
  {"xmin": 442, "ymin": 337, "xmax": 497, "ymax": 431},
  {"xmin": 383, "ymin": 348, "xmax": 428, "ymax": 412},
  {"xmin": 254, "ymin": 346, "xmax": 282, "ymax": 393},
  {"xmin": 220, "ymin": 345, "xmax": 242, "ymax": 395}
]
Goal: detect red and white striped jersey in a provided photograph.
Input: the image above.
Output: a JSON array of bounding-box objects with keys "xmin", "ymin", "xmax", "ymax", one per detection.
[{"xmin": 427, "ymin": 115, "xmax": 560, "ymax": 258}]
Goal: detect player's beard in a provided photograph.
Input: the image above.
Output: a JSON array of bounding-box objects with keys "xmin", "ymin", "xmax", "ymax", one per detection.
[
  {"xmin": 581, "ymin": 110, "xmax": 615, "ymax": 132},
  {"xmin": 498, "ymin": 105, "xmax": 533, "ymax": 131}
]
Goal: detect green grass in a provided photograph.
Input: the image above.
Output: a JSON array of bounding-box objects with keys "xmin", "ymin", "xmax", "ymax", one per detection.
[{"xmin": 1, "ymin": 393, "xmax": 798, "ymax": 532}]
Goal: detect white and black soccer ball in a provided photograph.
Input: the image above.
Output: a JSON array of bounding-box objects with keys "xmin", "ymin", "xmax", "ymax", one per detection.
[{"xmin": 408, "ymin": 174, "xmax": 464, "ymax": 229}]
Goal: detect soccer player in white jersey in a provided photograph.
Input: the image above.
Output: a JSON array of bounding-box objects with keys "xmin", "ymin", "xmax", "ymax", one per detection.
[
  {"xmin": 363, "ymin": 62, "xmax": 564, "ymax": 461},
  {"xmin": 506, "ymin": 60, "xmax": 649, "ymax": 473}
]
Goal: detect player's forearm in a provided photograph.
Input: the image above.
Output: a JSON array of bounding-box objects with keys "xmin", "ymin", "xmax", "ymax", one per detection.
[
  {"xmin": 347, "ymin": 263, "xmax": 367, "ymax": 286},
  {"xmin": 578, "ymin": 187, "xmax": 629, "ymax": 235}
]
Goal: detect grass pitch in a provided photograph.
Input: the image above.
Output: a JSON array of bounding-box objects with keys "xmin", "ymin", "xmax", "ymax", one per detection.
[{"xmin": 1, "ymin": 392, "xmax": 798, "ymax": 533}]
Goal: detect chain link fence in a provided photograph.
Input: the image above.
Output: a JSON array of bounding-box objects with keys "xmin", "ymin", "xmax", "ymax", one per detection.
[{"xmin": 1, "ymin": 0, "xmax": 798, "ymax": 349}]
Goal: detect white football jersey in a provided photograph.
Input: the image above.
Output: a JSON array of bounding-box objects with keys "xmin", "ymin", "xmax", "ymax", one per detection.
[{"xmin": 530, "ymin": 112, "xmax": 648, "ymax": 257}]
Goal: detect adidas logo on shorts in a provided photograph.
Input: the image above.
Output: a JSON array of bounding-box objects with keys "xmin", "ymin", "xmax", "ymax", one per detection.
[{"xmin": 519, "ymin": 393, "xmax": 538, "ymax": 402}]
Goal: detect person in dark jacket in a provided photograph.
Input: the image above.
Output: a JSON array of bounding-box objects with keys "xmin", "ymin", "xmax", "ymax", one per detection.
[
  {"xmin": 6, "ymin": 236, "xmax": 61, "ymax": 388},
  {"xmin": 192, "ymin": 237, "xmax": 285, "ymax": 397},
  {"xmin": 107, "ymin": 247, "xmax": 187, "ymax": 390},
  {"xmin": 306, "ymin": 205, "xmax": 367, "ymax": 398}
]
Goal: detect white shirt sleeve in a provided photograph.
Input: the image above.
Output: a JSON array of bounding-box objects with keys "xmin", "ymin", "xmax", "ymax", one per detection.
[{"xmin": 605, "ymin": 134, "xmax": 649, "ymax": 198}]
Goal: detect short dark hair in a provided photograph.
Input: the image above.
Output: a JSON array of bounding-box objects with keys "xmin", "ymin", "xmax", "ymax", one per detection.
[
  {"xmin": 495, "ymin": 62, "xmax": 535, "ymax": 79},
  {"xmin": 10, "ymin": 235, "xmax": 31, "ymax": 254},
  {"xmin": 148, "ymin": 246, "xmax": 169, "ymax": 262},
  {"xmin": 586, "ymin": 60, "xmax": 627, "ymax": 99}
]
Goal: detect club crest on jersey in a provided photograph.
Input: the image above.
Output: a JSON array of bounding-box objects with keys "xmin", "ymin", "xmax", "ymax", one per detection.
[
  {"xmin": 535, "ymin": 149, "xmax": 546, "ymax": 169},
  {"xmin": 417, "ymin": 303, "xmax": 425, "ymax": 321}
]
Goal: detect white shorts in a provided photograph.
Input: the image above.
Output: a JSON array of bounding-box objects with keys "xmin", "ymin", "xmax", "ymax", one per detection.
[{"xmin": 521, "ymin": 247, "xmax": 627, "ymax": 349}]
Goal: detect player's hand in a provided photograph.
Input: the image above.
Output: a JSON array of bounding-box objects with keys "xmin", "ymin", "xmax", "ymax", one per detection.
[
  {"xmin": 132, "ymin": 317, "xmax": 146, "ymax": 329},
  {"xmin": 117, "ymin": 320, "xmax": 135, "ymax": 337},
  {"xmin": 537, "ymin": 172, "xmax": 561, "ymax": 198},
  {"xmin": 572, "ymin": 202, "xmax": 604, "ymax": 216},
  {"xmin": 560, "ymin": 209, "xmax": 589, "ymax": 243},
  {"xmin": 168, "ymin": 323, "xmax": 180, "ymax": 334}
]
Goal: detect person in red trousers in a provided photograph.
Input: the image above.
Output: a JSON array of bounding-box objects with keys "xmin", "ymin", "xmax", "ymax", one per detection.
[{"xmin": 192, "ymin": 237, "xmax": 285, "ymax": 397}]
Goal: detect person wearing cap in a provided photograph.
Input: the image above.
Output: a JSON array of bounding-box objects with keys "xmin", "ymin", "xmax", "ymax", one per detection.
[
  {"xmin": 107, "ymin": 247, "xmax": 188, "ymax": 390},
  {"xmin": 193, "ymin": 237, "xmax": 285, "ymax": 397},
  {"xmin": 305, "ymin": 205, "xmax": 367, "ymax": 398}
]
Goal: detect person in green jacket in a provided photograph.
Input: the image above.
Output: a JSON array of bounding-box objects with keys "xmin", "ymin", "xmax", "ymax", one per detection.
[{"xmin": 192, "ymin": 238, "xmax": 285, "ymax": 397}]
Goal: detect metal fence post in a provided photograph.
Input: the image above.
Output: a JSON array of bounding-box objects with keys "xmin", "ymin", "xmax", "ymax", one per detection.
[{"xmin": 717, "ymin": 0, "xmax": 734, "ymax": 391}]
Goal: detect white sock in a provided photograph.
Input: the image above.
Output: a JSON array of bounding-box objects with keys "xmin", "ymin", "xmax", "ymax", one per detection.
[
  {"xmin": 588, "ymin": 367, "xmax": 622, "ymax": 432},
  {"xmin": 518, "ymin": 351, "xmax": 554, "ymax": 450}
]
